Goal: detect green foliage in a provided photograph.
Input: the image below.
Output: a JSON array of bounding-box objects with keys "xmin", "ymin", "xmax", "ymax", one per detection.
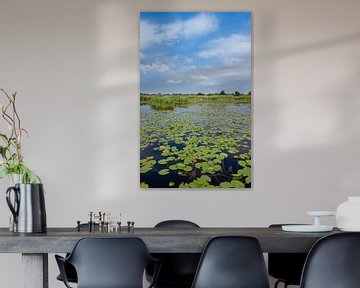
[
  {"xmin": 179, "ymin": 175, "xmax": 214, "ymax": 188},
  {"xmin": 140, "ymin": 156, "xmax": 156, "ymax": 174},
  {"xmin": 0, "ymin": 89, "xmax": 41, "ymax": 184},
  {"xmin": 219, "ymin": 180, "xmax": 245, "ymax": 188},
  {"xmin": 231, "ymin": 152, "xmax": 251, "ymax": 184},
  {"xmin": 140, "ymin": 93, "xmax": 251, "ymax": 111},
  {"xmin": 140, "ymin": 182, "xmax": 149, "ymax": 188},
  {"xmin": 158, "ymin": 169, "xmax": 170, "ymax": 176},
  {"xmin": 140, "ymin": 95, "xmax": 189, "ymax": 110}
]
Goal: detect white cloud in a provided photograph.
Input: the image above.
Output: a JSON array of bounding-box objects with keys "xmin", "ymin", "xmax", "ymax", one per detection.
[
  {"xmin": 224, "ymin": 57, "xmax": 243, "ymax": 67},
  {"xmin": 190, "ymin": 75, "xmax": 209, "ymax": 81},
  {"xmin": 140, "ymin": 21, "xmax": 162, "ymax": 49},
  {"xmin": 183, "ymin": 13, "xmax": 218, "ymax": 38},
  {"xmin": 199, "ymin": 80, "xmax": 218, "ymax": 86},
  {"xmin": 161, "ymin": 21, "xmax": 183, "ymax": 41},
  {"xmin": 171, "ymin": 55, "xmax": 194, "ymax": 65},
  {"xmin": 167, "ymin": 79, "xmax": 182, "ymax": 84},
  {"xmin": 140, "ymin": 13, "xmax": 218, "ymax": 49},
  {"xmin": 198, "ymin": 34, "xmax": 251, "ymax": 59},
  {"xmin": 140, "ymin": 62, "xmax": 169, "ymax": 73},
  {"xmin": 185, "ymin": 60, "xmax": 251, "ymax": 87}
]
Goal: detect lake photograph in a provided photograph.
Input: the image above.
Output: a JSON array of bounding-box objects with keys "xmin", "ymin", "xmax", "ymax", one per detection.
[{"xmin": 140, "ymin": 12, "xmax": 252, "ymax": 188}]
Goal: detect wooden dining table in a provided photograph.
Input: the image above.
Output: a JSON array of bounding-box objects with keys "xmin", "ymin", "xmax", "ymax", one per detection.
[{"xmin": 0, "ymin": 226, "xmax": 339, "ymax": 288}]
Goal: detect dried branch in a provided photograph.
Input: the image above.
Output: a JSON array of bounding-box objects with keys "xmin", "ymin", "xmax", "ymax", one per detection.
[{"xmin": 0, "ymin": 88, "xmax": 40, "ymax": 183}]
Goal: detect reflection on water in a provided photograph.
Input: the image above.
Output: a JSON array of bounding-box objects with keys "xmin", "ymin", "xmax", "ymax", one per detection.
[{"xmin": 140, "ymin": 102, "xmax": 251, "ymax": 188}]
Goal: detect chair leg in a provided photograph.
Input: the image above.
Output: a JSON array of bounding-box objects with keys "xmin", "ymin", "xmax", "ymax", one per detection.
[{"xmin": 274, "ymin": 280, "xmax": 289, "ymax": 288}]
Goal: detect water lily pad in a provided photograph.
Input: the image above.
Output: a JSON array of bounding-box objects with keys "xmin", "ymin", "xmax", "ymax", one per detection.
[
  {"xmin": 230, "ymin": 180, "xmax": 245, "ymax": 188},
  {"xmin": 183, "ymin": 166, "xmax": 193, "ymax": 172},
  {"xmin": 158, "ymin": 169, "xmax": 170, "ymax": 176},
  {"xmin": 220, "ymin": 182, "xmax": 232, "ymax": 188},
  {"xmin": 140, "ymin": 182, "xmax": 149, "ymax": 188},
  {"xmin": 238, "ymin": 160, "xmax": 248, "ymax": 167},
  {"xmin": 220, "ymin": 152, "xmax": 228, "ymax": 159},
  {"xmin": 169, "ymin": 164, "xmax": 178, "ymax": 170},
  {"xmin": 158, "ymin": 159, "xmax": 168, "ymax": 165},
  {"xmin": 140, "ymin": 166, "xmax": 152, "ymax": 174}
]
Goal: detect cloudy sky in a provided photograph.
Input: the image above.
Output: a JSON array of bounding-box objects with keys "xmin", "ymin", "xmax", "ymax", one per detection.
[{"xmin": 140, "ymin": 12, "xmax": 252, "ymax": 94}]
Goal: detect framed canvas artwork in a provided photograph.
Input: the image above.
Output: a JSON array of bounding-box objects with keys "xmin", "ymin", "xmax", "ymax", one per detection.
[{"xmin": 140, "ymin": 12, "xmax": 252, "ymax": 188}]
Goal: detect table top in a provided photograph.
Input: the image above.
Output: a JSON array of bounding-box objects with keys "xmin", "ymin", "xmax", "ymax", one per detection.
[{"xmin": 0, "ymin": 227, "xmax": 340, "ymax": 254}]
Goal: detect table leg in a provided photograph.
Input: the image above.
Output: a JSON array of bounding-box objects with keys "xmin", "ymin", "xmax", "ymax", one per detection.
[{"xmin": 22, "ymin": 253, "xmax": 48, "ymax": 288}]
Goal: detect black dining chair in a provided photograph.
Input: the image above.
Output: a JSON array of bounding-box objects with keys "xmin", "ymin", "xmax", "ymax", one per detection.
[
  {"xmin": 56, "ymin": 223, "xmax": 99, "ymax": 284},
  {"xmin": 300, "ymin": 232, "xmax": 360, "ymax": 288},
  {"xmin": 268, "ymin": 224, "xmax": 308, "ymax": 288},
  {"xmin": 191, "ymin": 236, "xmax": 270, "ymax": 288},
  {"xmin": 146, "ymin": 220, "xmax": 201, "ymax": 288},
  {"xmin": 56, "ymin": 262, "xmax": 77, "ymax": 284},
  {"xmin": 55, "ymin": 237, "xmax": 161, "ymax": 288}
]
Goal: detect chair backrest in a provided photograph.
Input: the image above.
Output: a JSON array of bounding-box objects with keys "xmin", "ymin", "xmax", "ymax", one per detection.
[
  {"xmin": 67, "ymin": 237, "xmax": 154, "ymax": 288},
  {"xmin": 150, "ymin": 220, "xmax": 201, "ymax": 286},
  {"xmin": 155, "ymin": 220, "xmax": 200, "ymax": 228},
  {"xmin": 300, "ymin": 232, "xmax": 360, "ymax": 288},
  {"xmin": 191, "ymin": 236, "xmax": 270, "ymax": 288}
]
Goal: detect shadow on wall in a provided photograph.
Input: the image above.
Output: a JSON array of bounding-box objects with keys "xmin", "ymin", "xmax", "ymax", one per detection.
[
  {"xmin": 257, "ymin": 31, "xmax": 360, "ymax": 63},
  {"xmin": 254, "ymin": 11, "xmax": 360, "ymax": 212}
]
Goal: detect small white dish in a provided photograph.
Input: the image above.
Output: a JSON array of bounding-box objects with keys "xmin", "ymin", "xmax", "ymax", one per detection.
[
  {"xmin": 307, "ymin": 211, "xmax": 336, "ymax": 217},
  {"xmin": 282, "ymin": 225, "xmax": 333, "ymax": 233},
  {"xmin": 338, "ymin": 227, "xmax": 360, "ymax": 232},
  {"xmin": 282, "ymin": 211, "xmax": 335, "ymax": 232}
]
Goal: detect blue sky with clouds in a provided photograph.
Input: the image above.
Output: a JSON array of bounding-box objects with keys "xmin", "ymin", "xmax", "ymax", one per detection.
[{"xmin": 140, "ymin": 12, "xmax": 252, "ymax": 94}]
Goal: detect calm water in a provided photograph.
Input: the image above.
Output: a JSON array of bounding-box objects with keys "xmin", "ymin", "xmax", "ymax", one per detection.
[{"xmin": 140, "ymin": 102, "xmax": 251, "ymax": 188}]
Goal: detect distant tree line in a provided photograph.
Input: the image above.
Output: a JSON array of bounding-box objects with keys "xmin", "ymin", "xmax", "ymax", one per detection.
[{"xmin": 141, "ymin": 90, "xmax": 252, "ymax": 96}]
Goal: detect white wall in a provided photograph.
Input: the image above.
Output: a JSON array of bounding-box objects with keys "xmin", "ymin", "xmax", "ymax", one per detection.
[{"xmin": 0, "ymin": 0, "xmax": 360, "ymax": 287}]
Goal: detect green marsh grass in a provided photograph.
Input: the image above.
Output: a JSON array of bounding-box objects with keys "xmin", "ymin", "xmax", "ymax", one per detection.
[{"xmin": 140, "ymin": 94, "xmax": 250, "ymax": 110}]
